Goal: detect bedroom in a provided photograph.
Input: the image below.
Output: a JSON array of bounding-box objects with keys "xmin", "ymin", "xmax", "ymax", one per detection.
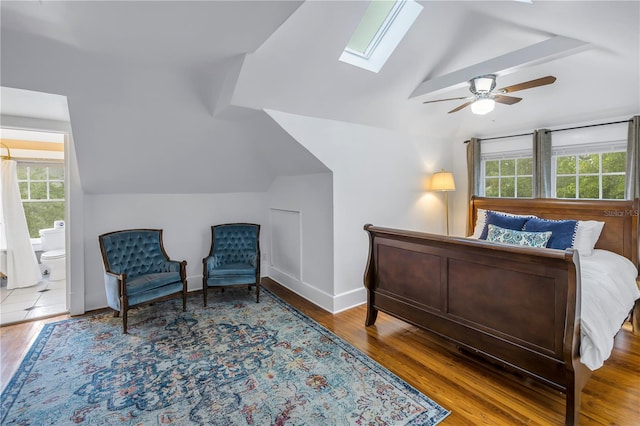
[{"xmin": 1, "ymin": 1, "xmax": 638, "ymax": 424}]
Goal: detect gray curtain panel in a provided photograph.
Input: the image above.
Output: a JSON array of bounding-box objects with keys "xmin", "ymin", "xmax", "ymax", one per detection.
[
  {"xmin": 625, "ymin": 115, "xmax": 639, "ymax": 199},
  {"xmin": 466, "ymin": 138, "xmax": 481, "ymax": 235},
  {"xmin": 533, "ymin": 129, "xmax": 552, "ymax": 198}
]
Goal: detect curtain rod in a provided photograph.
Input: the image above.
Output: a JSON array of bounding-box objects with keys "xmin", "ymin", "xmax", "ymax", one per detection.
[
  {"xmin": 466, "ymin": 118, "xmax": 631, "ymax": 143},
  {"xmin": 0, "ymin": 142, "xmax": 11, "ymax": 159}
]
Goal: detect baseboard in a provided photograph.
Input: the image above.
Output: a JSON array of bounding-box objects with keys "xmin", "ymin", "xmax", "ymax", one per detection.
[
  {"xmin": 267, "ymin": 268, "xmax": 334, "ymax": 312},
  {"xmin": 332, "ymin": 286, "xmax": 367, "ymax": 314},
  {"xmin": 266, "ymin": 267, "xmax": 366, "ymax": 314},
  {"xmin": 190, "ymin": 270, "xmax": 366, "ymax": 314}
]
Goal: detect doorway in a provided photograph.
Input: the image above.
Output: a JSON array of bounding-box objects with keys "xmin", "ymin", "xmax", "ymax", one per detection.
[{"xmin": 0, "ymin": 128, "xmax": 68, "ymax": 325}]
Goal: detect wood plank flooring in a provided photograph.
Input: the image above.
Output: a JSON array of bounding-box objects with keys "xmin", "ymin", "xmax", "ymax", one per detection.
[{"xmin": 1, "ymin": 278, "xmax": 639, "ymax": 425}]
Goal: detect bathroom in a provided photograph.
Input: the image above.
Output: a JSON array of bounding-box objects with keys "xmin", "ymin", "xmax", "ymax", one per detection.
[{"xmin": 1, "ymin": 128, "xmax": 67, "ymax": 325}]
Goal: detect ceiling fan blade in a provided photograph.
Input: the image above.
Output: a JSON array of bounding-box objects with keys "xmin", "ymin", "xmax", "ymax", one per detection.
[
  {"xmin": 497, "ymin": 76, "xmax": 556, "ymax": 93},
  {"xmin": 423, "ymin": 96, "xmax": 469, "ymax": 104},
  {"xmin": 494, "ymin": 95, "xmax": 522, "ymax": 105},
  {"xmin": 448, "ymin": 102, "xmax": 473, "ymax": 113}
]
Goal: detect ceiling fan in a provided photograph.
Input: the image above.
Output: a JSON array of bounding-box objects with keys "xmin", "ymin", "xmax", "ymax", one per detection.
[{"xmin": 423, "ymin": 74, "xmax": 556, "ymax": 115}]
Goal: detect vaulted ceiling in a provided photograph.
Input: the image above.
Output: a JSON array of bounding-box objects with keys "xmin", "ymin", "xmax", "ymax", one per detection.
[{"xmin": 1, "ymin": 1, "xmax": 638, "ymax": 194}]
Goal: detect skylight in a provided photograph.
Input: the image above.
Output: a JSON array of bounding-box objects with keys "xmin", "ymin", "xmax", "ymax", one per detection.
[{"xmin": 339, "ymin": 0, "xmax": 423, "ymax": 73}]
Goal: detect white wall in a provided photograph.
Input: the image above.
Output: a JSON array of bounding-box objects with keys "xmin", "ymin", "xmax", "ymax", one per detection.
[
  {"xmin": 267, "ymin": 173, "xmax": 334, "ymax": 311},
  {"xmin": 83, "ymin": 192, "xmax": 268, "ymax": 311},
  {"xmin": 267, "ymin": 110, "xmax": 452, "ymax": 312}
]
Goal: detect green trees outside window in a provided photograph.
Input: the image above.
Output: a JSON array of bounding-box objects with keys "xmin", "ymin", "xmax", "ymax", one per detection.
[
  {"xmin": 555, "ymin": 151, "xmax": 626, "ymax": 199},
  {"xmin": 484, "ymin": 157, "xmax": 532, "ymax": 198},
  {"xmin": 22, "ymin": 202, "xmax": 66, "ymax": 238},
  {"xmin": 17, "ymin": 164, "xmax": 65, "ymax": 238},
  {"xmin": 484, "ymin": 149, "xmax": 626, "ymax": 200}
]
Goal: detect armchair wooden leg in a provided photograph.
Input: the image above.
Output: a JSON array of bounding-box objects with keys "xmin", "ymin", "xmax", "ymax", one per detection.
[
  {"xmin": 123, "ymin": 309, "xmax": 128, "ymax": 334},
  {"xmin": 255, "ymin": 275, "xmax": 261, "ymax": 303},
  {"xmin": 113, "ymin": 310, "xmax": 120, "ymax": 318},
  {"xmin": 203, "ymin": 286, "xmax": 208, "ymax": 307}
]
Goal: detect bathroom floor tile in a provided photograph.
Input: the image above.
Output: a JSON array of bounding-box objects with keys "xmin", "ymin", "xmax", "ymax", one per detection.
[
  {"xmin": 0, "ymin": 288, "xmax": 10, "ymax": 303},
  {"xmin": 36, "ymin": 289, "xmax": 66, "ymax": 305},
  {"xmin": 45, "ymin": 280, "xmax": 67, "ymax": 290},
  {"xmin": 2, "ymin": 291, "xmax": 41, "ymax": 304},
  {"xmin": 0, "ymin": 309, "xmax": 29, "ymax": 325},
  {"xmin": 0, "ymin": 299, "xmax": 36, "ymax": 313},
  {"xmin": 9, "ymin": 283, "xmax": 47, "ymax": 295},
  {"xmin": 0, "ymin": 277, "xmax": 67, "ymax": 326},
  {"xmin": 25, "ymin": 304, "xmax": 68, "ymax": 319}
]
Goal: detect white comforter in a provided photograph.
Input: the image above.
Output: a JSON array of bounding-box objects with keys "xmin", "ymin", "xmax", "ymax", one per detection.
[{"xmin": 580, "ymin": 249, "xmax": 640, "ymax": 370}]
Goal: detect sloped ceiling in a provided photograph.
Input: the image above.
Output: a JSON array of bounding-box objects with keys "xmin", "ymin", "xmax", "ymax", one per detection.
[
  {"xmin": 235, "ymin": 1, "xmax": 639, "ymax": 137},
  {"xmin": 1, "ymin": 1, "xmax": 638, "ymax": 194}
]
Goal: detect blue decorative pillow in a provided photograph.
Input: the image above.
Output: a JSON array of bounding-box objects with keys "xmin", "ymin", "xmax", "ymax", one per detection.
[
  {"xmin": 523, "ymin": 218, "xmax": 578, "ymax": 250},
  {"xmin": 486, "ymin": 224, "xmax": 552, "ymax": 248},
  {"xmin": 479, "ymin": 210, "xmax": 534, "ymax": 240}
]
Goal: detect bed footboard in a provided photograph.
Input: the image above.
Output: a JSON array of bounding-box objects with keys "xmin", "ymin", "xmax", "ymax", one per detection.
[{"xmin": 363, "ymin": 224, "xmax": 589, "ymax": 425}]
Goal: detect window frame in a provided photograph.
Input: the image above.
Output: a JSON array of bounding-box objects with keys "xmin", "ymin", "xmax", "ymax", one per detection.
[
  {"xmin": 339, "ymin": 0, "xmax": 423, "ymax": 73},
  {"xmin": 481, "ymin": 149, "xmax": 534, "ymax": 198},
  {"xmin": 551, "ymin": 140, "xmax": 626, "ymax": 200},
  {"xmin": 17, "ymin": 161, "xmax": 66, "ymax": 203}
]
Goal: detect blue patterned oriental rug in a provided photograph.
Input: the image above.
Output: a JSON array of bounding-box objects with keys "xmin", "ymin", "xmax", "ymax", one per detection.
[{"xmin": 1, "ymin": 288, "xmax": 450, "ymax": 425}]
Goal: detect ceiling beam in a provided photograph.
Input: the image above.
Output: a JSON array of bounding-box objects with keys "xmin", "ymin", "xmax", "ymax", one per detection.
[{"xmin": 409, "ymin": 35, "xmax": 590, "ymax": 99}]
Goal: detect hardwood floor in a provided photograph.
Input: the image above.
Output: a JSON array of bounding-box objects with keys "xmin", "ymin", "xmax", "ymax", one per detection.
[{"xmin": 1, "ymin": 278, "xmax": 639, "ymax": 425}]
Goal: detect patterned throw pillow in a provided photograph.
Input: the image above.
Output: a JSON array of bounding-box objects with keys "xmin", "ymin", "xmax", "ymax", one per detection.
[
  {"xmin": 486, "ymin": 224, "xmax": 552, "ymax": 248},
  {"xmin": 523, "ymin": 218, "xmax": 578, "ymax": 250},
  {"xmin": 477, "ymin": 210, "xmax": 536, "ymax": 240}
]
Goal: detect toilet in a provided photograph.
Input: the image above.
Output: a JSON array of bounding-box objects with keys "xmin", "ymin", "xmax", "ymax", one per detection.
[{"xmin": 39, "ymin": 222, "xmax": 66, "ymax": 281}]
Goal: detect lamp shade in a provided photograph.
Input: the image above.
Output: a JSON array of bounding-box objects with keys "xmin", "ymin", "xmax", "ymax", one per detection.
[{"xmin": 432, "ymin": 170, "xmax": 455, "ymax": 191}]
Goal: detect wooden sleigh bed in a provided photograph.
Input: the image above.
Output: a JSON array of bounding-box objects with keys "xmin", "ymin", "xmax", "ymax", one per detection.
[{"xmin": 363, "ymin": 197, "xmax": 639, "ymax": 425}]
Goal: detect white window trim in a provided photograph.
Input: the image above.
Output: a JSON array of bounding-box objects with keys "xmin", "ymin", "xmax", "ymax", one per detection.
[
  {"xmin": 17, "ymin": 162, "xmax": 65, "ymax": 202},
  {"xmin": 339, "ymin": 0, "xmax": 423, "ymax": 73},
  {"xmin": 551, "ymin": 139, "xmax": 626, "ymax": 200},
  {"xmin": 481, "ymin": 152, "xmax": 534, "ymax": 198}
]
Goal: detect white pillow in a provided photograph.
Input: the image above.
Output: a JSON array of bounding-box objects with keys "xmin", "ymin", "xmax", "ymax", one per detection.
[
  {"xmin": 572, "ymin": 220, "xmax": 605, "ymax": 257},
  {"xmin": 470, "ymin": 209, "xmax": 487, "ymax": 238}
]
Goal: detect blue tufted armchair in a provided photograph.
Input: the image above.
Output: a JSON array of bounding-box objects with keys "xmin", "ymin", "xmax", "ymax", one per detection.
[
  {"xmin": 202, "ymin": 223, "xmax": 261, "ymax": 306},
  {"xmin": 98, "ymin": 229, "xmax": 187, "ymax": 333}
]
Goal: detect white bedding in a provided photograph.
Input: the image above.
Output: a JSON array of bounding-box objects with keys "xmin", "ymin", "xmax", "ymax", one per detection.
[{"xmin": 580, "ymin": 249, "xmax": 640, "ymax": 370}]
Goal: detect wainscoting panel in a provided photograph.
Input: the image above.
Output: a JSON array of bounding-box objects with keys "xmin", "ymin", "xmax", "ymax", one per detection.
[{"xmin": 269, "ymin": 209, "xmax": 301, "ymax": 280}]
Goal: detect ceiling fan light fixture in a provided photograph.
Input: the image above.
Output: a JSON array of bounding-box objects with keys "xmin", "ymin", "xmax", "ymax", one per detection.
[
  {"xmin": 470, "ymin": 75, "xmax": 496, "ymax": 93},
  {"xmin": 471, "ymin": 98, "xmax": 495, "ymax": 115}
]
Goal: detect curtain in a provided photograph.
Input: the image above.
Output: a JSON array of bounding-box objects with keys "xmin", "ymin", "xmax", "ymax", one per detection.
[
  {"xmin": 466, "ymin": 138, "xmax": 481, "ymax": 236},
  {"xmin": 625, "ymin": 115, "xmax": 639, "ymax": 199},
  {"xmin": 533, "ymin": 129, "xmax": 552, "ymax": 198},
  {"xmin": 1, "ymin": 159, "xmax": 41, "ymax": 289}
]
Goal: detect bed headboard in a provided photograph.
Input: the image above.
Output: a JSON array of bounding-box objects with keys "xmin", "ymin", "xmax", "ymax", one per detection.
[{"xmin": 469, "ymin": 197, "xmax": 639, "ymax": 268}]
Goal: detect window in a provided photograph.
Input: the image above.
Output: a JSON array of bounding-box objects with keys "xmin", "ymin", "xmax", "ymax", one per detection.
[
  {"xmin": 339, "ymin": 0, "xmax": 423, "ymax": 73},
  {"xmin": 478, "ymin": 122, "xmax": 629, "ymax": 200},
  {"xmin": 553, "ymin": 147, "xmax": 626, "ymax": 200},
  {"xmin": 483, "ymin": 157, "xmax": 533, "ymax": 198},
  {"xmin": 17, "ymin": 162, "xmax": 65, "ymax": 238}
]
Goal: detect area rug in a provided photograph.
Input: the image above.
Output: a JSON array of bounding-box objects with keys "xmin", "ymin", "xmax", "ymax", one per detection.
[{"xmin": 1, "ymin": 288, "xmax": 450, "ymax": 425}]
